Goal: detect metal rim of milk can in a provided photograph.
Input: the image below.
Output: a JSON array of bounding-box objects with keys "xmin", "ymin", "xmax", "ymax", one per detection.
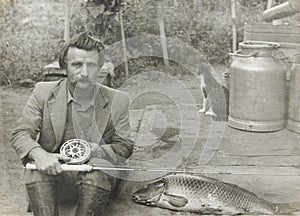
[
  {"xmin": 239, "ymin": 41, "xmax": 280, "ymax": 49},
  {"xmin": 230, "ymin": 41, "xmax": 280, "ymax": 59}
]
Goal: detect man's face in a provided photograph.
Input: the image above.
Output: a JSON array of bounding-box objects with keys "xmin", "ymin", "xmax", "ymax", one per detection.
[{"xmin": 66, "ymin": 47, "xmax": 101, "ymax": 89}]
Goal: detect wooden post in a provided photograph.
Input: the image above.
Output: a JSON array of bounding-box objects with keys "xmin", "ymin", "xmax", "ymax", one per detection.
[
  {"xmin": 64, "ymin": 0, "xmax": 70, "ymax": 42},
  {"xmin": 157, "ymin": 0, "xmax": 169, "ymax": 67},
  {"xmin": 267, "ymin": 0, "xmax": 273, "ymax": 9},
  {"xmin": 230, "ymin": 0, "xmax": 237, "ymax": 52},
  {"xmin": 173, "ymin": 0, "xmax": 178, "ymax": 7},
  {"xmin": 119, "ymin": 11, "xmax": 129, "ymax": 78}
]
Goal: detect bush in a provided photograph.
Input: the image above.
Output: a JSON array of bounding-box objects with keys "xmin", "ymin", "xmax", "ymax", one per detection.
[
  {"xmin": 0, "ymin": 0, "xmax": 65, "ymax": 85},
  {"xmin": 123, "ymin": 0, "xmax": 267, "ymax": 65},
  {"xmin": 0, "ymin": 0, "xmax": 276, "ymax": 86}
]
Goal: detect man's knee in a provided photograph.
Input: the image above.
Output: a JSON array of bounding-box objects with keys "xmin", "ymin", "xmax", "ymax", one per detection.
[
  {"xmin": 25, "ymin": 169, "xmax": 58, "ymax": 184},
  {"xmin": 84, "ymin": 157, "xmax": 119, "ymax": 191},
  {"xmin": 79, "ymin": 170, "xmax": 116, "ymax": 192}
]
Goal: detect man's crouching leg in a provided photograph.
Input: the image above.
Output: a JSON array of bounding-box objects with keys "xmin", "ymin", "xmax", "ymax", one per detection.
[
  {"xmin": 25, "ymin": 170, "xmax": 59, "ymax": 216},
  {"xmin": 75, "ymin": 182, "xmax": 110, "ymax": 216},
  {"xmin": 76, "ymin": 170, "xmax": 113, "ymax": 216}
]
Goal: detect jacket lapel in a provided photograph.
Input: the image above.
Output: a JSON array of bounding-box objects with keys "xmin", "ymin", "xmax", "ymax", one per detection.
[
  {"xmin": 47, "ymin": 81, "xmax": 110, "ymax": 146},
  {"xmin": 93, "ymin": 86, "xmax": 110, "ymax": 143},
  {"xmin": 48, "ymin": 79, "xmax": 67, "ymax": 147}
]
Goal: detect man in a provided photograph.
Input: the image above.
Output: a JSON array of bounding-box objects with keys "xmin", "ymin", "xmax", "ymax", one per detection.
[{"xmin": 11, "ymin": 31, "xmax": 134, "ymax": 216}]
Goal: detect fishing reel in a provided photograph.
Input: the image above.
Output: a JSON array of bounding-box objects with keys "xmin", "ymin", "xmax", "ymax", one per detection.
[{"xmin": 60, "ymin": 139, "xmax": 91, "ymax": 164}]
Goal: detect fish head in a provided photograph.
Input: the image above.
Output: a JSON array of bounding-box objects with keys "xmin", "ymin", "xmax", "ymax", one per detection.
[{"xmin": 132, "ymin": 179, "xmax": 165, "ymax": 206}]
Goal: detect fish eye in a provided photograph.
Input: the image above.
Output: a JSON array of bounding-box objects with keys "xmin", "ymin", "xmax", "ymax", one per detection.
[
  {"xmin": 156, "ymin": 182, "xmax": 164, "ymax": 188},
  {"xmin": 154, "ymin": 180, "xmax": 164, "ymax": 188}
]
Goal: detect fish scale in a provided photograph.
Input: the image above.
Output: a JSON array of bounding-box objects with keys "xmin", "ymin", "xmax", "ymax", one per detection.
[{"xmin": 132, "ymin": 172, "xmax": 280, "ymax": 215}]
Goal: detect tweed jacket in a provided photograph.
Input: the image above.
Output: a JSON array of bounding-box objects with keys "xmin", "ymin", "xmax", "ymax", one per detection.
[{"xmin": 11, "ymin": 79, "xmax": 134, "ymax": 165}]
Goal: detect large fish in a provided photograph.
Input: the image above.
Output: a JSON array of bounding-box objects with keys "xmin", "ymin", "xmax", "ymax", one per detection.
[{"xmin": 132, "ymin": 173, "xmax": 298, "ymax": 215}]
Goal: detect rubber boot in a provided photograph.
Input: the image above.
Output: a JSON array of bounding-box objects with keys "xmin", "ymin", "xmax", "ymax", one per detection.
[
  {"xmin": 75, "ymin": 183, "xmax": 110, "ymax": 216},
  {"xmin": 26, "ymin": 181, "xmax": 58, "ymax": 216}
]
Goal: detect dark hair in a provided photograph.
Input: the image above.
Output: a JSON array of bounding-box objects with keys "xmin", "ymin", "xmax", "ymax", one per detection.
[{"xmin": 59, "ymin": 31, "xmax": 105, "ymax": 69}]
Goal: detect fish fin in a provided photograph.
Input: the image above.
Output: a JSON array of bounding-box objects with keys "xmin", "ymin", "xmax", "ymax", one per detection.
[
  {"xmin": 201, "ymin": 207, "xmax": 223, "ymax": 215},
  {"xmin": 164, "ymin": 193, "xmax": 188, "ymax": 208}
]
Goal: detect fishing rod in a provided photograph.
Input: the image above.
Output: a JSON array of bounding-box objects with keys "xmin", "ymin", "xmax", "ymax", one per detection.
[
  {"xmin": 25, "ymin": 163, "xmax": 300, "ymax": 177},
  {"xmin": 25, "ymin": 163, "xmax": 186, "ymax": 173}
]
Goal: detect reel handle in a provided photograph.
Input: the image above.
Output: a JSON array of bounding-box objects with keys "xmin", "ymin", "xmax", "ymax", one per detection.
[{"xmin": 25, "ymin": 163, "xmax": 93, "ymax": 172}]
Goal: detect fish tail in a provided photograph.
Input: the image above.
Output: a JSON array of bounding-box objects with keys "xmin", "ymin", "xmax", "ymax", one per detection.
[{"xmin": 275, "ymin": 202, "xmax": 300, "ymax": 214}]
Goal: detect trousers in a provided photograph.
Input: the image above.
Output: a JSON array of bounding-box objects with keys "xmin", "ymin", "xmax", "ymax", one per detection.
[{"xmin": 25, "ymin": 158, "xmax": 118, "ymax": 207}]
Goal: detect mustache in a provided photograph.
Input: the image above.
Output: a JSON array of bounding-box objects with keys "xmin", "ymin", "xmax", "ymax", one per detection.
[
  {"xmin": 77, "ymin": 77, "xmax": 93, "ymax": 82},
  {"xmin": 75, "ymin": 78, "xmax": 97, "ymax": 87}
]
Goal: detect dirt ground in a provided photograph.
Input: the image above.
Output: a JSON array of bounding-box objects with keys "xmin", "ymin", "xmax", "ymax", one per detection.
[
  {"xmin": 1, "ymin": 67, "xmax": 300, "ymax": 215},
  {"xmin": 0, "ymin": 86, "xmax": 32, "ymax": 215}
]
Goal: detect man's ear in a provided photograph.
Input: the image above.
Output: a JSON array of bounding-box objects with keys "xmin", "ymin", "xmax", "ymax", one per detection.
[
  {"xmin": 59, "ymin": 48, "xmax": 68, "ymax": 69},
  {"xmin": 63, "ymin": 59, "xmax": 68, "ymax": 70},
  {"xmin": 98, "ymin": 53, "xmax": 105, "ymax": 68}
]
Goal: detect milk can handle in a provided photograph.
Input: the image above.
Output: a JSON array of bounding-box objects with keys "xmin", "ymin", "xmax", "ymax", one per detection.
[{"xmin": 229, "ymin": 50, "xmax": 259, "ymax": 58}]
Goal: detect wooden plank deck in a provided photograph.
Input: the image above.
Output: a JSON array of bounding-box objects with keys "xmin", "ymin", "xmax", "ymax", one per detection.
[{"xmin": 114, "ymin": 101, "xmax": 300, "ymax": 215}]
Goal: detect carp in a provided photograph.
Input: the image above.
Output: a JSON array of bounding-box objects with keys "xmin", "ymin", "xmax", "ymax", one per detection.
[{"xmin": 132, "ymin": 173, "xmax": 298, "ymax": 215}]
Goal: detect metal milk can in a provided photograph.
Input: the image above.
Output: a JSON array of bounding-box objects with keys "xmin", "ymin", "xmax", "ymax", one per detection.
[
  {"xmin": 228, "ymin": 41, "xmax": 287, "ymax": 132},
  {"xmin": 287, "ymin": 53, "xmax": 300, "ymax": 133}
]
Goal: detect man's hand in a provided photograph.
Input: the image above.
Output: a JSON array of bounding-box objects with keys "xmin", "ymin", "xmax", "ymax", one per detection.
[{"xmin": 28, "ymin": 147, "xmax": 70, "ymax": 175}]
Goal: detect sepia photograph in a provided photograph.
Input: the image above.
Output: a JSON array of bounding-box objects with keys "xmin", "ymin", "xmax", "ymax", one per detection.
[{"xmin": 1, "ymin": 0, "xmax": 300, "ymax": 215}]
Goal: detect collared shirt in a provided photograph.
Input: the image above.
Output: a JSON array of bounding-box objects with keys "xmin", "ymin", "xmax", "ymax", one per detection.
[{"xmin": 62, "ymin": 84, "xmax": 100, "ymax": 144}]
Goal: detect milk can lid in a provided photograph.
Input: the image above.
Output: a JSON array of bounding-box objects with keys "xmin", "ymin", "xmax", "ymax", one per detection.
[{"xmin": 239, "ymin": 41, "xmax": 280, "ymax": 50}]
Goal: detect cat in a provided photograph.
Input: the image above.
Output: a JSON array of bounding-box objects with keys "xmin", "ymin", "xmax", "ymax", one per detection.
[{"xmin": 198, "ymin": 66, "xmax": 229, "ymax": 121}]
